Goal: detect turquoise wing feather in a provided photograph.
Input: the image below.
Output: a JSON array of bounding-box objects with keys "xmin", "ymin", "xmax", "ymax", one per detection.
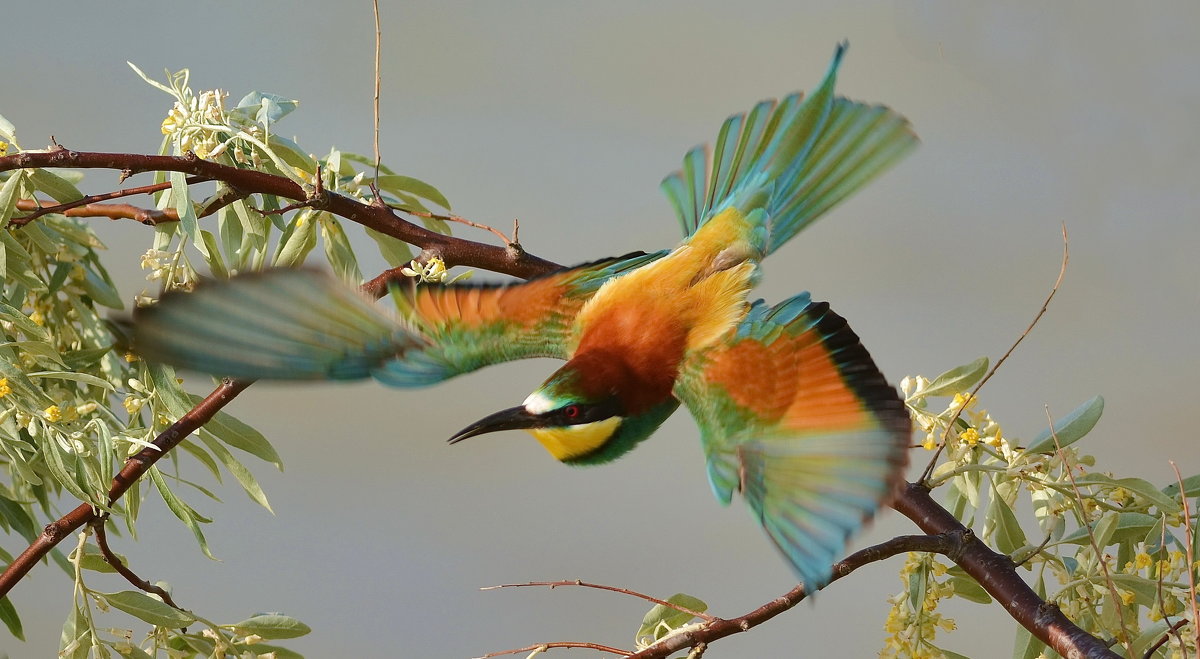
[
  {"xmin": 660, "ymin": 42, "xmax": 918, "ymax": 255},
  {"xmin": 133, "ymin": 252, "xmax": 664, "ymax": 386},
  {"xmin": 673, "ymin": 295, "xmax": 910, "ymax": 590}
]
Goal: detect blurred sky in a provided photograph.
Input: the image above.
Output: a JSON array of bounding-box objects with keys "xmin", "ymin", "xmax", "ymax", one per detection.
[{"xmin": 3, "ymin": 2, "xmax": 1199, "ymax": 657}]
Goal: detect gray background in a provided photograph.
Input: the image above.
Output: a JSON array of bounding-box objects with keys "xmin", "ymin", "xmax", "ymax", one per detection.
[{"xmin": 3, "ymin": 2, "xmax": 1198, "ymax": 657}]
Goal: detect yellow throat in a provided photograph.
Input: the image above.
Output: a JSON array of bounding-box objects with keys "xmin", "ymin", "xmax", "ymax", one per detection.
[{"xmin": 526, "ymin": 417, "xmax": 623, "ymax": 462}]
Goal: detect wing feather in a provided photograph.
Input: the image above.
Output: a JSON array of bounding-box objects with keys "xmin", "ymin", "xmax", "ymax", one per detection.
[
  {"xmin": 134, "ymin": 252, "xmax": 666, "ymax": 387},
  {"xmin": 674, "ymin": 295, "xmax": 909, "ymax": 590}
]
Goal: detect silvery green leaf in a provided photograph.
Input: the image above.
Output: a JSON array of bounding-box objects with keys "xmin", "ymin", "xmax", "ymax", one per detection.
[
  {"xmin": 187, "ymin": 394, "xmax": 282, "ymax": 467},
  {"xmin": 1162, "ymin": 473, "xmax": 1200, "ymax": 499},
  {"xmin": 1057, "ymin": 512, "xmax": 1158, "ymax": 546},
  {"xmin": 987, "ymin": 493, "xmax": 1027, "ymax": 555},
  {"xmin": 0, "ymin": 113, "xmax": 15, "ymax": 142},
  {"xmin": 636, "ymin": 593, "xmax": 707, "ymax": 644},
  {"xmin": 0, "ymin": 170, "xmax": 25, "ymax": 228},
  {"xmin": 320, "ymin": 215, "xmax": 362, "ymax": 284},
  {"xmin": 1025, "ymin": 395, "xmax": 1104, "ymax": 453},
  {"xmin": 922, "ymin": 357, "xmax": 988, "ymax": 397},
  {"xmin": 26, "ymin": 371, "xmax": 114, "ymax": 391},
  {"xmin": 0, "ymin": 595, "xmax": 23, "ymax": 641},
  {"xmin": 126, "ymin": 62, "xmax": 176, "ymax": 96},
  {"xmin": 199, "ymin": 432, "xmax": 273, "ymax": 513},
  {"xmin": 375, "ymin": 174, "xmax": 451, "ymax": 210},
  {"xmin": 231, "ymin": 614, "xmax": 310, "ymax": 639},
  {"xmin": 365, "ymin": 227, "xmax": 413, "ymax": 268},
  {"xmin": 100, "ymin": 590, "xmax": 195, "ymax": 628},
  {"xmin": 273, "ymin": 210, "xmax": 317, "ymax": 267},
  {"xmin": 149, "ymin": 466, "xmax": 216, "ymax": 560},
  {"xmin": 28, "ymin": 169, "xmax": 85, "ymax": 203},
  {"xmin": 233, "ymin": 91, "xmax": 299, "ymax": 126}
]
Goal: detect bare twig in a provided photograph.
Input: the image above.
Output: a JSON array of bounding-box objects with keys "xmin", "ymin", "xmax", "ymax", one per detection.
[
  {"xmin": 920, "ymin": 223, "xmax": 1069, "ymax": 483},
  {"xmin": 1143, "ymin": 618, "xmax": 1192, "ymax": 659},
  {"xmin": 482, "ymin": 580, "xmax": 714, "ymax": 622},
  {"xmin": 91, "ymin": 517, "xmax": 182, "ymax": 611},
  {"xmin": 474, "ymin": 641, "xmax": 630, "ymax": 658},
  {"xmin": 16, "ymin": 199, "xmax": 176, "ymax": 225},
  {"xmin": 1169, "ymin": 461, "xmax": 1199, "ymax": 654},
  {"xmin": 621, "ymin": 532, "xmax": 967, "ymax": 659},
  {"xmin": 1047, "ymin": 407, "xmax": 1134, "ymax": 657},
  {"xmin": 372, "ymin": 0, "xmax": 382, "ymax": 183},
  {"xmin": 408, "ymin": 208, "xmax": 520, "ymax": 248}
]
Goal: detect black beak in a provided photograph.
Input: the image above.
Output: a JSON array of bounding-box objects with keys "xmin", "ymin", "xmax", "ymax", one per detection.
[{"xmin": 447, "ymin": 406, "xmax": 540, "ymax": 444}]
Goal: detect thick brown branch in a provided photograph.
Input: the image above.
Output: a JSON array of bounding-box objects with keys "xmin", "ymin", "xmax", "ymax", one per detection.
[
  {"xmin": 1, "ymin": 149, "xmax": 557, "ymax": 279},
  {"xmin": 890, "ymin": 482, "xmax": 1119, "ymax": 659},
  {"xmin": 0, "ymin": 379, "xmax": 251, "ymax": 601}
]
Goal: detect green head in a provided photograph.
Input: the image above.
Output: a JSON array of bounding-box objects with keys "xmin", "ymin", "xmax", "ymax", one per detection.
[{"xmin": 447, "ymin": 362, "xmax": 678, "ymax": 465}]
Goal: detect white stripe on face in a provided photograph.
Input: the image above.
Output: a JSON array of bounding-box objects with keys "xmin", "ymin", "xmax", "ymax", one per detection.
[{"xmin": 523, "ymin": 391, "xmax": 556, "ymax": 414}]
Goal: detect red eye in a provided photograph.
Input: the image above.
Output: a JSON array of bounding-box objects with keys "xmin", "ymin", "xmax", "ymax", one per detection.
[{"xmin": 563, "ymin": 405, "xmax": 580, "ymax": 419}]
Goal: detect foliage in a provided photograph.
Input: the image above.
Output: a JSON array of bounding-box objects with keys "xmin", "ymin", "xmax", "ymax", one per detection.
[
  {"xmin": 0, "ymin": 66, "xmax": 451, "ymax": 657},
  {"xmin": 885, "ymin": 362, "xmax": 1199, "ymax": 659},
  {"xmin": 0, "ymin": 65, "xmax": 1197, "ymax": 659}
]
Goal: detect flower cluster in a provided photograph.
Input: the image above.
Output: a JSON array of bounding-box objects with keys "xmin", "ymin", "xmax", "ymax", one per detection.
[
  {"xmin": 881, "ymin": 552, "xmax": 958, "ymax": 658},
  {"xmin": 897, "ymin": 358, "xmax": 1199, "ymax": 659}
]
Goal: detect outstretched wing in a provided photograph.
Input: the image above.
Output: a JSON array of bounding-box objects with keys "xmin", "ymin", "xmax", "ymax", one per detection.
[
  {"xmin": 133, "ymin": 252, "xmax": 664, "ymax": 387},
  {"xmin": 660, "ymin": 42, "xmax": 917, "ymax": 255},
  {"xmin": 673, "ymin": 294, "xmax": 910, "ymax": 590}
]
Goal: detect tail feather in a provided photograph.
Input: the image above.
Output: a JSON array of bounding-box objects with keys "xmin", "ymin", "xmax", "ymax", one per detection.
[
  {"xmin": 133, "ymin": 269, "xmax": 406, "ymax": 381},
  {"xmin": 661, "ymin": 42, "xmax": 917, "ymax": 255}
]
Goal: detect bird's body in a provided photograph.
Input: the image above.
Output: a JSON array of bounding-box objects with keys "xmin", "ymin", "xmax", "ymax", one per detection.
[{"xmin": 134, "ymin": 43, "xmax": 918, "ymax": 591}]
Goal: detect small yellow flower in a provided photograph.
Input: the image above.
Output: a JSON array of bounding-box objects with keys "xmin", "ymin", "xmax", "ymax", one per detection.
[
  {"xmin": 29, "ymin": 310, "xmax": 45, "ymax": 326},
  {"xmin": 0, "ymin": 140, "xmax": 7, "ymax": 156},
  {"xmin": 124, "ymin": 352, "xmax": 139, "ymax": 363},
  {"xmin": 1118, "ymin": 589, "xmax": 1135, "ymax": 606},
  {"xmin": 1134, "ymin": 552, "xmax": 1153, "ymax": 570},
  {"xmin": 950, "ymin": 392, "xmax": 977, "ymax": 411},
  {"xmin": 959, "ymin": 427, "xmax": 980, "ymax": 446},
  {"xmin": 123, "ymin": 396, "xmax": 144, "ymax": 416},
  {"xmin": 43, "ymin": 405, "xmax": 62, "ymax": 422},
  {"xmin": 0, "ymin": 378, "xmax": 10, "ymax": 398},
  {"xmin": 986, "ymin": 426, "xmax": 1004, "ymax": 447},
  {"xmin": 922, "ymin": 435, "xmax": 937, "ymax": 451}
]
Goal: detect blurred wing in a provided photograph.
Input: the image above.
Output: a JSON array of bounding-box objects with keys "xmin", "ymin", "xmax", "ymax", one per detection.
[
  {"xmin": 674, "ymin": 294, "xmax": 910, "ymax": 590},
  {"xmin": 660, "ymin": 43, "xmax": 917, "ymax": 254},
  {"xmin": 134, "ymin": 252, "xmax": 664, "ymax": 387}
]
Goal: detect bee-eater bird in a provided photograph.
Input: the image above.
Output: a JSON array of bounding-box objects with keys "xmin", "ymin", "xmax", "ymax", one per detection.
[{"xmin": 134, "ymin": 43, "xmax": 916, "ymax": 591}]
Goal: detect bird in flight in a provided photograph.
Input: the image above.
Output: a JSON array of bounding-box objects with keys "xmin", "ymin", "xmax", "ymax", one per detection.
[{"xmin": 134, "ymin": 42, "xmax": 917, "ymax": 592}]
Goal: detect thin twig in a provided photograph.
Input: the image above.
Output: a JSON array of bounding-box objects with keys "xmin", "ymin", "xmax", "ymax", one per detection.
[
  {"xmin": 474, "ymin": 641, "xmax": 631, "ymax": 659},
  {"xmin": 91, "ymin": 517, "xmax": 182, "ymax": 611},
  {"xmin": 920, "ymin": 223, "xmax": 1069, "ymax": 483},
  {"xmin": 482, "ymin": 580, "xmax": 715, "ymax": 622},
  {"xmin": 407, "ymin": 209, "xmax": 518, "ymax": 247},
  {"xmin": 1143, "ymin": 618, "xmax": 1192, "ymax": 659},
  {"xmin": 1169, "ymin": 461, "xmax": 1199, "ymax": 654},
  {"xmin": 372, "ymin": 0, "xmax": 382, "ymax": 184},
  {"xmin": 1048, "ymin": 405, "xmax": 1134, "ymax": 657},
  {"xmin": 16, "ymin": 199, "xmax": 176, "ymax": 225},
  {"xmin": 621, "ymin": 532, "xmax": 967, "ymax": 659},
  {"xmin": 10, "ymin": 177, "xmax": 205, "ymax": 226}
]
